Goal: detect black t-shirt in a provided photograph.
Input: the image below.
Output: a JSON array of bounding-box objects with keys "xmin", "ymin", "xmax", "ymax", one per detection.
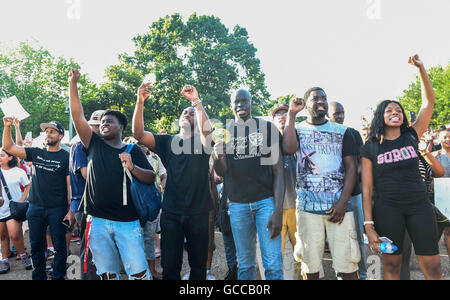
[
  {"xmin": 25, "ymin": 147, "xmax": 69, "ymax": 208},
  {"xmin": 83, "ymin": 133, "xmax": 152, "ymax": 222},
  {"xmin": 224, "ymin": 118, "xmax": 282, "ymax": 204},
  {"xmin": 348, "ymin": 127, "xmax": 363, "ymax": 196},
  {"xmin": 360, "ymin": 127, "xmax": 427, "ymax": 205},
  {"xmin": 153, "ymin": 134, "xmax": 212, "ymax": 215}
]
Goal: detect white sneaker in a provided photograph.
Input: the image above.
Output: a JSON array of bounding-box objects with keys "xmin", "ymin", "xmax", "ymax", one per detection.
[
  {"xmin": 206, "ymin": 270, "xmax": 216, "ymax": 280},
  {"xmin": 182, "ymin": 271, "xmax": 190, "ymax": 280}
]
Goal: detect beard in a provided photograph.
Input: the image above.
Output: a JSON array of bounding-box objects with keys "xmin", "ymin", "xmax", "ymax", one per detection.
[{"xmin": 46, "ymin": 139, "xmax": 58, "ymax": 146}]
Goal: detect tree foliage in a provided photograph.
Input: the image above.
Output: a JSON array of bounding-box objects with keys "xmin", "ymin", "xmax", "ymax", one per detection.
[
  {"xmin": 398, "ymin": 64, "xmax": 450, "ymax": 128},
  {"xmin": 0, "ymin": 41, "xmax": 99, "ymax": 137},
  {"xmin": 103, "ymin": 13, "xmax": 270, "ymax": 134}
]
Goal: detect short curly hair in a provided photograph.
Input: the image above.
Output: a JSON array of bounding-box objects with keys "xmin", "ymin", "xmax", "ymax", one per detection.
[{"xmin": 100, "ymin": 109, "xmax": 128, "ymax": 131}]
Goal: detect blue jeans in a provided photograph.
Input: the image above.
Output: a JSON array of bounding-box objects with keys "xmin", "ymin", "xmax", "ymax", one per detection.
[
  {"xmin": 217, "ymin": 208, "xmax": 237, "ymax": 270},
  {"xmin": 143, "ymin": 218, "xmax": 158, "ymax": 261},
  {"xmin": 228, "ymin": 198, "xmax": 283, "ymax": 280},
  {"xmin": 26, "ymin": 204, "xmax": 68, "ymax": 280},
  {"xmin": 350, "ymin": 194, "xmax": 367, "ymax": 279},
  {"xmin": 89, "ymin": 217, "xmax": 151, "ymax": 280}
]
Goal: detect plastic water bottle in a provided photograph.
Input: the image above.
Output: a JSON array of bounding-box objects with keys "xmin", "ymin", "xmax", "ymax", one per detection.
[{"xmin": 377, "ymin": 242, "xmax": 398, "ymax": 254}]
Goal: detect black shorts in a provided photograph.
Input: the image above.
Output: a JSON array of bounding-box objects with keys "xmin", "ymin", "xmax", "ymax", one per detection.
[
  {"xmin": 373, "ymin": 200, "xmax": 439, "ymax": 256},
  {"xmin": 0, "ymin": 216, "xmax": 13, "ymax": 223},
  {"xmin": 434, "ymin": 205, "xmax": 450, "ymax": 238}
]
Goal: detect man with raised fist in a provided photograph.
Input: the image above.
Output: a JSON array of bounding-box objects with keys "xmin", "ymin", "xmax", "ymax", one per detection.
[
  {"xmin": 133, "ymin": 82, "xmax": 213, "ymax": 280},
  {"xmin": 69, "ymin": 69, "xmax": 155, "ymax": 280},
  {"xmin": 283, "ymin": 90, "xmax": 360, "ymax": 280},
  {"xmin": 2, "ymin": 116, "xmax": 71, "ymax": 280}
]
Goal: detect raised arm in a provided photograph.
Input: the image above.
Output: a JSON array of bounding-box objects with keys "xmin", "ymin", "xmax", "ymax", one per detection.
[
  {"xmin": 2, "ymin": 117, "xmax": 27, "ymax": 159},
  {"xmin": 283, "ymin": 97, "xmax": 305, "ymax": 155},
  {"xmin": 409, "ymin": 55, "xmax": 436, "ymax": 138},
  {"xmin": 181, "ymin": 85, "xmax": 213, "ymax": 143},
  {"xmin": 420, "ymin": 142, "xmax": 445, "ymax": 178},
  {"xmin": 69, "ymin": 69, "xmax": 93, "ymax": 149},
  {"xmin": 132, "ymin": 82, "xmax": 156, "ymax": 150},
  {"xmin": 14, "ymin": 118, "xmax": 24, "ymax": 147}
]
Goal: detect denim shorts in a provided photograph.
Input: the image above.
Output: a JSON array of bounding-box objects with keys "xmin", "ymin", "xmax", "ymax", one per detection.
[{"xmin": 89, "ymin": 216, "xmax": 151, "ymax": 280}]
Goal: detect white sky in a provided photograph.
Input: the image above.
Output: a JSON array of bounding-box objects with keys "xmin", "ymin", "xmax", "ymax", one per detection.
[{"xmin": 1, "ymin": 0, "xmax": 449, "ymax": 129}]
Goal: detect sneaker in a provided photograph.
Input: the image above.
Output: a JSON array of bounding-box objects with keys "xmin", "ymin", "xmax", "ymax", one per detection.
[
  {"xmin": 70, "ymin": 236, "xmax": 80, "ymax": 242},
  {"xmin": 0, "ymin": 260, "xmax": 10, "ymax": 274},
  {"xmin": 182, "ymin": 271, "xmax": 190, "ymax": 280},
  {"xmin": 206, "ymin": 270, "xmax": 216, "ymax": 280},
  {"xmin": 45, "ymin": 249, "xmax": 55, "ymax": 261},
  {"xmin": 224, "ymin": 265, "xmax": 238, "ymax": 280},
  {"xmin": 21, "ymin": 254, "xmax": 33, "ymax": 270}
]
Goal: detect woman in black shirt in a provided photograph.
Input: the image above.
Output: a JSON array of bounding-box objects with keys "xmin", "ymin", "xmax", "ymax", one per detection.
[{"xmin": 361, "ymin": 55, "xmax": 443, "ymax": 280}]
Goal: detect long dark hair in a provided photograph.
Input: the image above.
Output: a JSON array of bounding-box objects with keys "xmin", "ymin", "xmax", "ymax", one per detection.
[
  {"xmin": 1, "ymin": 148, "xmax": 19, "ymax": 168},
  {"xmin": 368, "ymin": 100, "xmax": 409, "ymax": 143}
]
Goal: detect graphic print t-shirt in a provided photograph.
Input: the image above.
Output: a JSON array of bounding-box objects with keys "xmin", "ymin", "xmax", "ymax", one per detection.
[
  {"xmin": 25, "ymin": 147, "xmax": 69, "ymax": 208},
  {"xmin": 295, "ymin": 121, "xmax": 358, "ymax": 213},
  {"xmin": 224, "ymin": 118, "xmax": 282, "ymax": 204},
  {"xmin": 360, "ymin": 127, "xmax": 427, "ymax": 205}
]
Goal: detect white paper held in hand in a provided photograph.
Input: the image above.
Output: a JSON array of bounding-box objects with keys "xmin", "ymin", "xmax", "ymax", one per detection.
[
  {"xmin": 143, "ymin": 73, "xmax": 156, "ymax": 84},
  {"xmin": 0, "ymin": 96, "xmax": 30, "ymax": 120}
]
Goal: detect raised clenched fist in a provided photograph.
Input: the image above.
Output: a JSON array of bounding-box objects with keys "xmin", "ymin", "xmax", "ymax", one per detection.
[
  {"xmin": 69, "ymin": 69, "xmax": 81, "ymax": 83},
  {"xmin": 289, "ymin": 97, "xmax": 305, "ymax": 114},
  {"xmin": 181, "ymin": 85, "xmax": 199, "ymax": 103},
  {"xmin": 408, "ymin": 54, "xmax": 424, "ymax": 69}
]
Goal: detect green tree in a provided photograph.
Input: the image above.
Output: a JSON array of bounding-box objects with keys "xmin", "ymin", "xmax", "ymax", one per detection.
[
  {"xmin": 0, "ymin": 41, "xmax": 99, "ymax": 138},
  {"xmin": 398, "ymin": 64, "xmax": 450, "ymax": 128},
  {"xmin": 103, "ymin": 13, "xmax": 270, "ymax": 134}
]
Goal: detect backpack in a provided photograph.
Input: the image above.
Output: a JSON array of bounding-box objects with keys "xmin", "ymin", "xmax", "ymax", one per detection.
[{"xmin": 123, "ymin": 144, "xmax": 162, "ymax": 226}]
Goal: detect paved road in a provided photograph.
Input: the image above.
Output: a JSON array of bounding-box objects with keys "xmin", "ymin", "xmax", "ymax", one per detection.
[{"xmin": 1, "ymin": 224, "xmax": 449, "ymax": 280}]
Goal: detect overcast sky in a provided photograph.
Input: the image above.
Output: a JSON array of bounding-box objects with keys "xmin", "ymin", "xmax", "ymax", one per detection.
[{"xmin": 1, "ymin": 0, "xmax": 449, "ymax": 129}]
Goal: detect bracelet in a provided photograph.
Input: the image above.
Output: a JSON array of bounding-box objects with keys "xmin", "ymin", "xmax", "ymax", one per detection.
[
  {"xmin": 192, "ymin": 99, "xmax": 202, "ymax": 107},
  {"xmin": 364, "ymin": 221, "xmax": 374, "ymax": 226},
  {"xmin": 130, "ymin": 164, "xmax": 136, "ymax": 172}
]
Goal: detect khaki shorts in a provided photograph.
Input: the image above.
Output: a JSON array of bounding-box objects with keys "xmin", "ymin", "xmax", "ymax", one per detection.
[{"xmin": 294, "ymin": 210, "xmax": 360, "ymax": 274}]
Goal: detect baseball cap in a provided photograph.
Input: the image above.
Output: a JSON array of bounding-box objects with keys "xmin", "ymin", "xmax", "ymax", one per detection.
[
  {"xmin": 88, "ymin": 110, "xmax": 105, "ymax": 125},
  {"xmin": 271, "ymin": 104, "xmax": 289, "ymax": 117},
  {"xmin": 40, "ymin": 121, "xmax": 65, "ymax": 136}
]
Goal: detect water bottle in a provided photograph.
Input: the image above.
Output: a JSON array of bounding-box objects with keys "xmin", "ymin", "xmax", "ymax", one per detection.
[{"xmin": 377, "ymin": 242, "xmax": 398, "ymax": 254}]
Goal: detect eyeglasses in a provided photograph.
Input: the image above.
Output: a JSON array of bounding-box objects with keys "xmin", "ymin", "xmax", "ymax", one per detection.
[{"xmin": 274, "ymin": 111, "xmax": 287, "ymax": 117}]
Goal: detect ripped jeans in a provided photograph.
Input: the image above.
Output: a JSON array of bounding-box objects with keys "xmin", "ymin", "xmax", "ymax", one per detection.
[{"xmin": 89, "ymin": 217, "xmax": 151, "ymax": 280}]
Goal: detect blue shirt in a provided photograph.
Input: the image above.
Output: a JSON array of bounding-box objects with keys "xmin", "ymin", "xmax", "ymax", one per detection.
[{"xmin": 69, "ymin": 141, "xmax": 88, "ymax": 211}]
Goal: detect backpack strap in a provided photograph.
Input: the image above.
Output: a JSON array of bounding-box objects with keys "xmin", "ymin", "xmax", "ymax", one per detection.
[
  {"xmin": 122, "ymin": 144, "xmax": 135, "ymax": 206},
  {"xmin": 0, "ymin": 170, "xmax": 12, "ymax": 201}
]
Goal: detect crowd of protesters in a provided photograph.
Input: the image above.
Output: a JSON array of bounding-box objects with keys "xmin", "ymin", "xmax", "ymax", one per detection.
[{"xmin": 0, "ymin": 54, "xmax": 448, "ymax": 280}]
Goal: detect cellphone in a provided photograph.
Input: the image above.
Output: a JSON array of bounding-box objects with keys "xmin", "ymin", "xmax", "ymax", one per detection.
[
  {"xmin": 25, "ymin": 132, "xmax": 32, "ymax": 142},
  {"xmin": 62, "ymin": 220, "xmax": 70, "ymax": 228}
]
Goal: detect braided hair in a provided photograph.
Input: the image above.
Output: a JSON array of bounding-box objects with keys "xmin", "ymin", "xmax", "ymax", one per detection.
[{"xmin": 368, "ymin": 100, "xmax": 409, "ymax": 143}]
